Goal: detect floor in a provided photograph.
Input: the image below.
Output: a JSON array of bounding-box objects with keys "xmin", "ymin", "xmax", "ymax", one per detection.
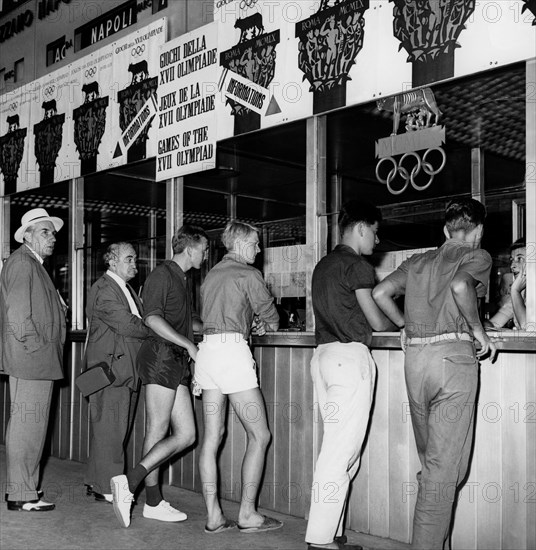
[{"xmin": 0, "ymin": 447, "xmax": 411, "ymax": 550}]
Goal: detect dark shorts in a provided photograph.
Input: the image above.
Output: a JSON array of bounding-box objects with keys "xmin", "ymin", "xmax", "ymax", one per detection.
[{"xmin": 137, "ymin": 339, "xmax": 191, "ymax": 390}]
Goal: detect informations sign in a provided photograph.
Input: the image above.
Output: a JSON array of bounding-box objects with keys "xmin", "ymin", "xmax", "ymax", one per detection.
[{"xmin": 156, "ymin": 22, "xmax": 218, "ymax": 181}]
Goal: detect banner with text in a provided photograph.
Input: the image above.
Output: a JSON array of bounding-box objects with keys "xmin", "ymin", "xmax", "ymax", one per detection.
[
  {"xmin": 0, "ymin": 18, "xmax": 166, "ymax": 193},
  {"xmin": 156, "ymin": 22, "xmax": 218, "ymax": 181}
]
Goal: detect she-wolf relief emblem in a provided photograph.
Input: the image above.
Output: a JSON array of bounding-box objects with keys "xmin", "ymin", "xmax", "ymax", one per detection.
[
  {"xmin": 296, "ymin": 0, "xmax": 369, "ymax": 114},
  {"xmin": 390, "ymin": 0, "xmax": 476, "ymax": 86}
]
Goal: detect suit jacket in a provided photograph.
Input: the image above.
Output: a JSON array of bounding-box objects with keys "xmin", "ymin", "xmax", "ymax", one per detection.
[
  {"xmin": 0, "ymin": 244, "xmax": 66, "ymax": 380},
  {"xmin": 86, "ymin": 273, "xmax": 150, "ymax": 390}
]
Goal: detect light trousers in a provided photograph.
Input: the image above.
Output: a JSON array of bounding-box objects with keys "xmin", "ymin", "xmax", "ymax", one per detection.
[
  {"xmin": 5, "ymin": 376, "xmax": 54, "ymax": 502},
  {"xmin": 306, "ymin": 341, "xmax": 376, "ymax": 545}
]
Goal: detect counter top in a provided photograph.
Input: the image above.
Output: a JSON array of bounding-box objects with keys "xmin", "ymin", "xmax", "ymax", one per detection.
[
  {"xmin": 252, "ymin": 330, "xmax": 536, "ymax": 352},
  {"xmin": 69, "ymin": 330, "xmax": 536, "ymax": 352}
]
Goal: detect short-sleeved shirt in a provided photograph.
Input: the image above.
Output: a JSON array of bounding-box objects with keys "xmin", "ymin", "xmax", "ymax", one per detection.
[
  {"xmin": 312, "ymin": 244, "xmax": 375, "ymax": 346},
  {"xmin": 201, "ymin": 253, "xmax": 279, "ymax": 339},
  {"xmin": 384, "ymin": 239, "xmax": 492, "ymax": 338},
  {"xmin": 141, "ymin": 260, "xmax": 193, "ymax": 343}
]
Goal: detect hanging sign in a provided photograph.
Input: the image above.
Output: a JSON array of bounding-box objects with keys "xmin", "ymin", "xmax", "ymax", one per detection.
[{"xmin": 156, "ymin": 22, "xmax": 218, "ymax": 181}]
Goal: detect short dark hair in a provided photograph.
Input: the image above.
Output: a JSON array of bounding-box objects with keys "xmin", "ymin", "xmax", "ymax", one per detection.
[
  {"xmin": 172, "ymin": 225, "xmax": 208, "ymax": 254},
  {"xmin": 445, "ymin": 198, "xmax": 486, "ymax": 234},
  {"xmin": 510, "ymin": 237, "xmax": 525, "ymax": 253},
  {"xmin": 338, "ymin": 200, "xmax": 382, "ymax": 235}
]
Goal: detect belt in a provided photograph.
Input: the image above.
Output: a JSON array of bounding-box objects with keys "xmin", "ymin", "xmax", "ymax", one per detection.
[{"xmin": 407, "ymin": 332, "xmax": 473, "ymax": 345}]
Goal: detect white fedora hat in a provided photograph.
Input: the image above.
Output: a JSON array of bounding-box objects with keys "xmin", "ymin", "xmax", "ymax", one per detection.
[{"xmin": 14, "ymin": 208, "xmax": 64, "ymax": 243}]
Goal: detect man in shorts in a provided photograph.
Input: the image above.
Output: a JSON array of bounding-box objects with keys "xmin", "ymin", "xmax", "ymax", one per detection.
[
  {"xmin": 373, "ymin": 198, "xmax": 498, "ymax": 549},
  {"xmin": 196, "ymin": 221, "xmax": 281, "ymax": 534},
  {"xmin": 306, "ymin": 200, "xmax": 394, "ymax": 550},
  {"xmin": 111, "ymin": 225, "xmax": 208, "ymax": 528}
]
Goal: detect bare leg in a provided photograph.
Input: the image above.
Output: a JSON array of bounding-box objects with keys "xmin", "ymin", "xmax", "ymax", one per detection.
[
  {"xmin": 228, "ymin": 387, "xmax": 271, "ymax": 528},
  {"xmin": 141, "ymin": 384, "xmax": 196, "ymax": 488},
  {"xmin": 198, "ymin": 389, "xmax": 228, "ymax": 529}
]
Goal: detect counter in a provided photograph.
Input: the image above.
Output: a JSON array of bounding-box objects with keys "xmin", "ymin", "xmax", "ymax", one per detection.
[{"xmin": 0, "ymin": 331, "xmax": 534, "ymax": 549}]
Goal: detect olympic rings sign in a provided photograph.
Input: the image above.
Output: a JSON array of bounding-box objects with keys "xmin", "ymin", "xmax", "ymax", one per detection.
[
  {"xmin": 85, "ymin": 67, "xmax": 97, "ymax": 78},
  {"xmin": 375, "ymin": 147, "xmax": 446, "ymax": 195},
  {"xmin": 131, "ymin": 44, "xmax": 146, "ymax": 57},
  {"xmin": 43, "ymin": 85, "xmax": 56, "ymax": 97}
]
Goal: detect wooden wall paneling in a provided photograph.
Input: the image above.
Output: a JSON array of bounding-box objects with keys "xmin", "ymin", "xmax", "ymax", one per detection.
[
  {"xmin": 288, "ymin": 347, "xmax": 314, "ymax": 518},
  {"xmin": 384, "ymin": 349, "xmax": 413, "ymax": 544},
  {"xmin": 217, "ymin": 381, "xmax": 237, "ymax": 503},
  {"xmin": 526, "ymin": 352, "xmax": 536, "ymax": 550},
  {"xmin": 273, "ymin": 346, "xmax": 292, "ymax": 514},
  {"xmin": 501, "ymin": 353, "xmax": 528, "ymax": 550},
  {"xmin": 191, "ymin": 392, "xmax": 205, "ymax": 491},
  {"xmin": 471, "ymin": 356, "xmax": 502, "ymax": 550},
  {"xmin": 368, "ymin": 349, "xmax": 391, "ymax": 538},
  {"xmin": 258, "ymin": 346, "xmax": 276, "ymax": 510},
  {"xmin": 349, "ymin": 414, "xmax": 371, "ymax": 534}
]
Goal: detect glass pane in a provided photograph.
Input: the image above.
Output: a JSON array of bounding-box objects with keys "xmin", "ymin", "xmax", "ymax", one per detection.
[{"xmin": 83, "ymin": 167, "xmax": 167, "ymax": 324}]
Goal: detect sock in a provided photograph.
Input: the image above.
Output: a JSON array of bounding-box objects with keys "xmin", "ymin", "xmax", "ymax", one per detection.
[
  {"xmin": 145, "ymin": 484, "xmax": 163, "ymax": 507},
  {"xmin": 126, "ymin": 464, "xmax": 148, "ymax": 494}
]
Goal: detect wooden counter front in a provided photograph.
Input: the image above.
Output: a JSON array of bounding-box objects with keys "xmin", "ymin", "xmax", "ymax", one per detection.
[{"xmin": 0, "ymin": 332, "xmax": 534, "ymax": 549}]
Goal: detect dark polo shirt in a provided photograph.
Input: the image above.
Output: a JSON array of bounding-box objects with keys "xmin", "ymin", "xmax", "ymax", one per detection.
[
  {"xmin": 142, "ymin": 260, "xmax": 194, "ymax": 343},
  {"xmin": 384, "ymin": 239, "xmax": 492, "ymax": 339},
  {"xmin": 313, "ymin": 244, "xmax": 375, "ymax": 346}
]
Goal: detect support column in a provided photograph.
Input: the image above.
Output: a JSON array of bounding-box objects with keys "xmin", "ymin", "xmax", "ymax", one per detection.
[
  {"xmin": 471, "ymin": 147, "xmax": 485, "ymax": 204},
  {"xmin": 305, "ymin": 116, "xmax": 328, "ymax": 331},
  {"xmin": 0, "ymin": 195, "xmax": 10, "ymax": 265},
  {"xmin": 330, "ymin": 173, "xmax": 342, "ymax": 249},
  {"xmin": 167, "ymin": 177, "xmax": 184, "ymax": 259},
  {"xmin": 526, "ymin": 60, "xmax": 535, "ymax": 328}
]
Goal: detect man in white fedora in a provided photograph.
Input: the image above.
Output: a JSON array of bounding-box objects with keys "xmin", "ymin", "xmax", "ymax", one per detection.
[{"xmin": 0, "ymin": 208, "xmax": 66, "ymax": 512}]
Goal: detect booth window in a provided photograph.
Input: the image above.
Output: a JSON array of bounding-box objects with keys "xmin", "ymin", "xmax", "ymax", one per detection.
[
  {"xmin": 327, "ymin": 62, "xmax": 528, "ymax": 322},
  {"xmin": 184, "ymin": 120, "xmax": 307, "ymax": 330},
  {"xmin": 82, "ymin": 167, "xmax": 167, "ymax": 325}
]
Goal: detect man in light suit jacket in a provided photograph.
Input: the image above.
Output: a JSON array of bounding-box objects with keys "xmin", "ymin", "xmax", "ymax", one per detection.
[
  {"xmin": 1, "ymin": 208, "xmax": 66, "ymax": 512},
  {"xmin": 84, "ymin": 242, "xmax": 150, "ymax": 502}
]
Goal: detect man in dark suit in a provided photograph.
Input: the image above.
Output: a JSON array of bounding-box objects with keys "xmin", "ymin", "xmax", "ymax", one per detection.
[
  {"xmin": 1, "ymin": 208, "xmax": 66, "ymax": 512},
  {"xmin": 84, "ymin": 242, "xmax": 150, "ymax": 502}
]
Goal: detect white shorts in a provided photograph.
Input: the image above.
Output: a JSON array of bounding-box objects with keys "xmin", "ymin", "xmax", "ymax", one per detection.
[{"xmin": 194, "ymin": 334, "xmax": 258, "ymax": 395}]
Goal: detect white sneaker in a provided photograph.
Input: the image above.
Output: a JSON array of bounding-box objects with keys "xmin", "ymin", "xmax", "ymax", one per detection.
[
  {"xmin": 142, "ymin": 500, "xmax": 187, "ymax": 522},
  {"xmin": 110, "ymin": 475, "xmax": 134, "ymax": 528}
]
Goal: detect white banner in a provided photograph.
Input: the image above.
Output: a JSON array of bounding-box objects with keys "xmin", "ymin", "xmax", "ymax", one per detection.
[{"xmin": 156, "ymin": 22, "xmax": 219, "ymax": 181}]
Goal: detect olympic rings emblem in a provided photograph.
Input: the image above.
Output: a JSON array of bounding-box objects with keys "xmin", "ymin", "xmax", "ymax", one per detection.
[
  {"xmin": 240, "ymin": 0, "xmax": 260, "ymax": 9},
  {"xmin": 375, "ymin": 147, "xmax": 446, "ymax": 195},
  {"xmin": 131, "ymin": 44, "xmax": 146, "ymax": 57},
  {"xmin": 43, "ymin": 85, "xmax": 56, "ymax": 97},
  {"xmin": 85, "ymin": 67, "xmax": 97, "ymax": 78},
  {"xmin": 9, "ymin": 102, "xmax": 18, "ymax": 111}
]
